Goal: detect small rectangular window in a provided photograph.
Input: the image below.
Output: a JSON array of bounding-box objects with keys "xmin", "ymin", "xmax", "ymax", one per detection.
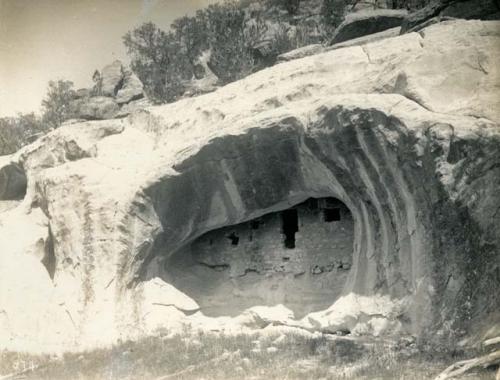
[
  {"xmin": 324, "ymin": 208, "xmax": 341, "ymax": 222},
  {"xmin": 227, "ymin": 232, "xmax": 239, "ymax": 246}
]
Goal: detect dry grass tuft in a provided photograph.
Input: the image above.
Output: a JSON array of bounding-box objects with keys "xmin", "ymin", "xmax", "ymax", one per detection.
[{"xmin": 1, "ymin": 331, "xmax": 498, "ymax": 380}]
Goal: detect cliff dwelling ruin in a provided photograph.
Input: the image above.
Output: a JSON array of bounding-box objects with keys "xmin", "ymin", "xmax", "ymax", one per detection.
[{"xmin": 163, "ymin": 197, "xmax": 354, "ymax": 318}]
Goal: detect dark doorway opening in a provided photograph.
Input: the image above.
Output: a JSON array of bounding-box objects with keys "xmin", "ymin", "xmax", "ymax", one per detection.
[
  {"xmin": 227, "ymin": 232, "xmax": 239, "ymax": 246},
  {"xmin": 281, "ymin": 208, "xmax": 298, "ymax": 249},
  {"xmin": 324, "ymin": 208, "xmax": 341, "ymax": 222}
]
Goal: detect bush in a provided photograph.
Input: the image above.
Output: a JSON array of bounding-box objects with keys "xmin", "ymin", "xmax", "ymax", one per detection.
[
  {"xmin": 321, "ymin": 0, "xmax": 349, "ymax": 30},
  {"xmin": 1, "ymin": 78, "xmax": 83, "ymax": 155},
  {"xmin": 171, "ymin": 13, "xmax": 209, "ymax": 67},
  {"xmin": 268, "ymin": 0, "xmax": 301, "ymax": 15},
  {"xmin": 123, "ymin": 23, "xmax": 192, "ymax": 103},
  {"xmin": 0, "ymin": 113, "xmax": 46, "ymax": 155},
  {"xmin": 41, "ymin": 80, "xmax": 75, "ymax": 129},
  {"xmin": 123, "ymin": 1, "xmax": 257, "ymax": 98},
  {"xmin": 204, "ymin": 2, "xmax": 255, "ymax": 83},
  {"xmin": 390, "ymin": 0, "xmax": 431, "ymax": 10}
]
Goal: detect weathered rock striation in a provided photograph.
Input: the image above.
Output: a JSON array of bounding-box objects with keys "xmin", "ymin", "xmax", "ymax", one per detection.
[{"xmin": 0, "ymin": 20, "xmax": 499, "ymax": 353}]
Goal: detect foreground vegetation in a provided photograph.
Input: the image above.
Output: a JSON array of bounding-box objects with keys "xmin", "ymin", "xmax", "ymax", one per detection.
[{"xmin": 1, "ymin": 330, "xmax": 496, "ymax": 380}]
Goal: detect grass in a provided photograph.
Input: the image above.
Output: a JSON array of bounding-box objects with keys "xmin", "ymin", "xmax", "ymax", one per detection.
[{"xmin": 1, "ymin": 330, "xmax": 498, "ymax": 380}]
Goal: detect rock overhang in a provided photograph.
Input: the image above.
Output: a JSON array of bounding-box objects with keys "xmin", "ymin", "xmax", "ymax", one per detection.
[
  {"xmin": 0, "ymin": 19, "xmax": 499, "ymax": 352},
  {"xmin": 132, "ymin": 97, "xmax": 498, "ymax": 340}
]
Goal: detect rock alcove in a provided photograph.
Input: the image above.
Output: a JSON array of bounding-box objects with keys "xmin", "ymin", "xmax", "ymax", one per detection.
[
  {"xmin": 1, "ymin": 20, "xmax": 499, "ymax": 352},
  {"xmin": 162, "ymin": 197, "xmax": 354, "ymax": 318},
  {"xmin": 0, "ymin": 162, "xmax": 27, "ymax": 201}
]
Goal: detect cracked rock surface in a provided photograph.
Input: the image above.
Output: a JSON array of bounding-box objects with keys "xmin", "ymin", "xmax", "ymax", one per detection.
[{"xmin": 0, "ymin": 20, "xmax": 499, "ymax": 353}]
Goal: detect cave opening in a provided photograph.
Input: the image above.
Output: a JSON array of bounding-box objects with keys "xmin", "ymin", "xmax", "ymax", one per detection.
[
  {"xmin": 0, "ymin": 163, "xmax": 27, "ymax": 201},
  {"xmin": 160, "ymin": 196, "xmax": 354, "ymax": 318}
]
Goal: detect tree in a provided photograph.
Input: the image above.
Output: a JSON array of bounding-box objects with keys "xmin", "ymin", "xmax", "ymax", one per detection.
[
  {"xmin": 204, "ymin": 3, "xmax": 254, "ymax": 83},
  {"xmin": 123, "ymin": 0, "xmax": 320, "ymax": 103},
  {"xmin": 321, "ymin": 0, "xmax": 348, "ymax": 30},
  {"xmin": 284, "ymin": 0, "xmax": 301, "ymax": 15},
  {"xmin": 267, "ymin": 0, "xmax": 301, "ymax": 15},
  {"xmin": 41, "ymin": 80, "xmax": 75, "ymax": 128},
  {"xmin": 92, "ymin": 70, "xmax": 102, "ymax": 96},
  {"xmin": 391, "ymin": 0, "xmax": 431, "ymax": 10},
  {"xmin": 0, "ymin": 113, "xmax": 45, "ymax": 155},
  {"xmin": 171, "ymin": 13, "xmax": 209, "ymax": 68},
  {"xmin": 123, "ymin": 22, "xmax": 191, "ymax": 103}
]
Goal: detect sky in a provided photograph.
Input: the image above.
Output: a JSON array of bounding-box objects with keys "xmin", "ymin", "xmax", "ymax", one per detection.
[{"xmin": 0, "ymin": 0, "xmax": 220, "ymax": 117}]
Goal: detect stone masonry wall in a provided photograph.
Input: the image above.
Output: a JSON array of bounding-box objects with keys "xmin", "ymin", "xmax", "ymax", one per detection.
[{"xmin": 163, "ymin": 198, "xmax": 354, "ymax": 318}]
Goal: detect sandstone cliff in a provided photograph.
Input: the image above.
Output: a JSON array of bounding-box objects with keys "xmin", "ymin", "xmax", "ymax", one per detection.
[{"xmin": 0, "ymin": 19, "xmax": 499, "ymax": 353}]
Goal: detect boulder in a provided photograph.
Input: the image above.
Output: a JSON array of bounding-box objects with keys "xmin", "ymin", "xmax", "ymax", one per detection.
[
  {"xmin": 277, "ymin": 44, "xmax": 325, "ymax": 63},
  {"xmin": 74, "ymin": 88, "xmax": 92, "ymax": 99},
  {"xmin": 251, "ymin": 21, "xmax": 294, "ymax": 69},
  {"xmin": 116, "ymin": 98, "xmax": 152, "ymax": 118},
  {"xmin": 303, "ymin": 295, "xmax": 402, "ymax": 335},
  {"xmin": 401, "ymin": 15, "xmax": 457, "ymax": 33},
  {"xmin": 140, "ymin": 277, "xmax": 200, "ymax": 313},
  {"xmin": 278, "ymin": 27, "xmax": 401, "ymax": 63},
  {"xmin": 115, "ymin": 71, "xmax": 144, "ymax": 104},
  {"xmin": 240, "ymin": 305, "xmax": 296, "ymax": 328},
  {"xmin": 351, "ymin": 0, "xmax": 391, "ymax": 12},
  {"xmin": 328, "ymin": 26, "xmax": 400, "ymax": 50},
  {"xmin": 329, "ymin": 9, "xmax": 407, "ymax": 45},
  {"xmin": 183, "ymin": 50, "xmax": 219, "ymax": 97},
  {"xmin": 441, "ymin": 0, "xmax": 500, "ymax": 19},
  {"xmin": 401, "ymin": 0, "xmax": 500, "ymax": 33},
  {"xmin": 100, "ymin": 60, "xmax": 124, "ymax": 96},
  {"xmin": 72, "ymin": 96, "xmax": 119, "ymax": 120},
  {"xmin": 66, "ymin": 62, "xmax": 147, "ymax": 120}
]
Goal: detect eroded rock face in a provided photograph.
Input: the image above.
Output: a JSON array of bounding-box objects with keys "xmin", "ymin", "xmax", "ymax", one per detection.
[
  {"xmin": 0, "ymin": 20, "xmax": 499, "ymax": 353},
  {"xmin": 401, "ymin": 0, "xmax": 500, "ymax": 33},
  {"xmin": 329, "ymin": 9, "xmax": 407, "ymax": 45},
  {"xmin": 279, "ymin": 27, "xmax": 402, "ymax": 63}
]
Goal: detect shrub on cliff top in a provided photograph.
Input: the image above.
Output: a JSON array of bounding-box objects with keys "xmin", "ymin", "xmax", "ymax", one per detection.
[
  {"xmin": 41, "ymin": 80, "xmax": 76, "ymax": 129},
  {"xmin": 123, "ymin": 22, "xmax": 191, "ymax": 103},
  {"xmin": 0, "ymin": 113, "xmax": 46, "ymax": 155}
]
